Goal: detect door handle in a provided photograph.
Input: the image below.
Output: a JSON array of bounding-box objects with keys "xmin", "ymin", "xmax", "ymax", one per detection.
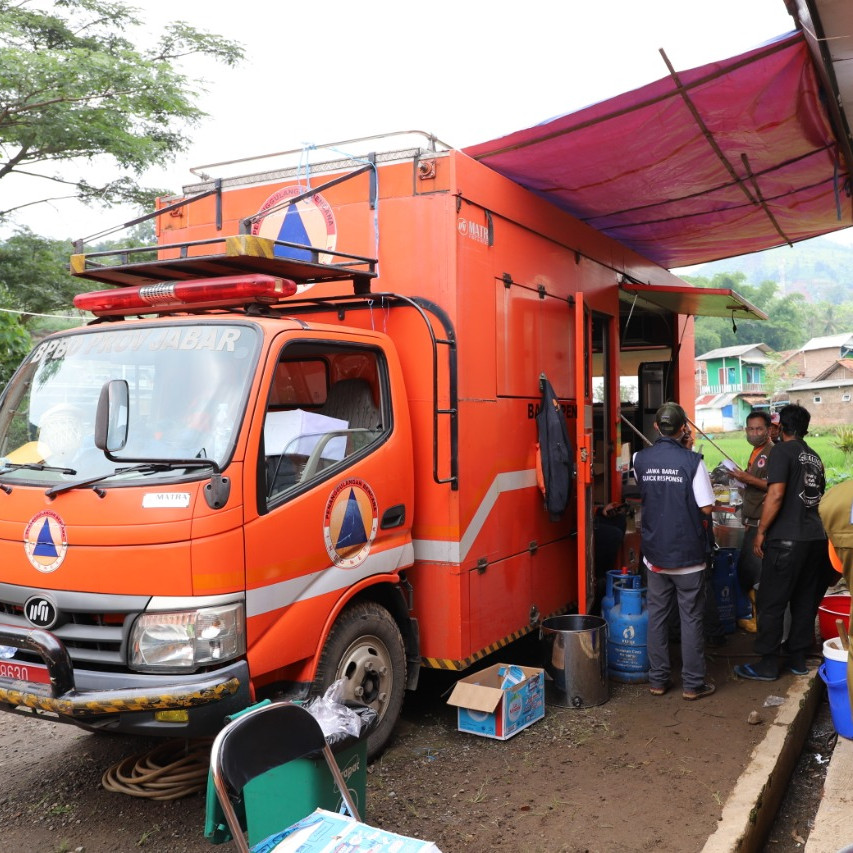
[{"xmin": 380, "ymin": 504, "xmax": 406, "ymax": 529}]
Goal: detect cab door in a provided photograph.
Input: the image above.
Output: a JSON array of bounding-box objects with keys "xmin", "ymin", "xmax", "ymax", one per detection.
[{"xmin": 242, "ymin": 333, "xmax": 414, "ymax": 680}]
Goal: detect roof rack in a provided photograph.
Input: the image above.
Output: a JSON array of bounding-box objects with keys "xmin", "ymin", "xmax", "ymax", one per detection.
[{"xmin": 69, "ymin": 235, "xmax": 377, "ymax": 293}]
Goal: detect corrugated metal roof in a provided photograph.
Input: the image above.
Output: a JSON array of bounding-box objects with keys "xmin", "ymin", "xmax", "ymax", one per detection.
[
  {"xmin": 696, "ymin": 343, "xmax": 773, "ymax": 361},
  {"xmin": 800, "ymin": 333, "xmax": 853, "ymax": 351},
  {"xmin": 696, "ymin": 393, "xmax": 738, "ymax": 408},
  {"xmin": 789, "ymin": 377, "xmax": 853, "ymax": 391}
]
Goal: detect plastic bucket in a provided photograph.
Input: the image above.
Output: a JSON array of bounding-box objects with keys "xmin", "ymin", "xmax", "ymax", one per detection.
[
  {"xmin": 541, "ymin": 615, "xmax": 608, "ymax": 709},
  {"xmin": 818, "ymin": 663, "xmax": 853, "ymax": 739},
  {"xmin": 823, "ymin": 637, "xmax": 849, "ymax": 683},
  {"xmin": 818, "ymin": 593, "xmax": 851, "ymax": 640}
]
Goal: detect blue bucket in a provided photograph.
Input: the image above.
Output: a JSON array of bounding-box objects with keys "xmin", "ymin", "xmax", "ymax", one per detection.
[
  {"xmin": 823, "ymin": 637, "xmax": 847, "ymax": 682},
  {"xmin": 818, "ymin": 663, "xmax": 853, "ymax": 739}
]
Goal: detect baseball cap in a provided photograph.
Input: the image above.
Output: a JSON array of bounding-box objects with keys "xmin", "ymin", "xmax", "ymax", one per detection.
[
  {"xmin": 655, "ymin": 402, "xmax": 686, "ymax": 435},
  {"xmin": 770, "ymin": 413, "xmax": 780, "ymax": 425}
]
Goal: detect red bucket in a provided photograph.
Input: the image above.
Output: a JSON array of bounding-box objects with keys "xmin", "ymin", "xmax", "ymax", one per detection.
[{"xmin": 818, "ymin": 593, "xmax": 851, "ymax": 640}]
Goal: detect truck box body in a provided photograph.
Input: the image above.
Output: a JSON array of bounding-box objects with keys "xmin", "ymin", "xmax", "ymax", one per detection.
[
  {"xmin": 0, "ymin": 139, "xmax": 705, "ymax": 754},
  {"xmin": 151, "ymin": 147, "xmax": 694, "ymax": 664}
]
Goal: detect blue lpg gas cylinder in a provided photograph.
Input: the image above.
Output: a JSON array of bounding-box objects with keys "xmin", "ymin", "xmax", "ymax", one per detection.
[
  {"xmin": 606, "ymin": 586, "xmax": 650, "ymax": 683},
  {"xmin": 712, "ymin": 548, "xmax": 738, "ymax": 634},
  {"xmin": 602, "ymin": 569, "xmax": 641, "ymax": 624},
  {"xmin": 601, "ymin": 570, "xmax": 622, "ymax": 624}
]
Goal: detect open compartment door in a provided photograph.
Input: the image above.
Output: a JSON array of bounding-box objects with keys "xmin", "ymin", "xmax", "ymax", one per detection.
[
  {"xmin": 619, "ymin": 282, "xmax": 767, "ymax": 321},
  {"xmin": 574, "ymin": 294, "xmax": 594, "ymax": 613}
]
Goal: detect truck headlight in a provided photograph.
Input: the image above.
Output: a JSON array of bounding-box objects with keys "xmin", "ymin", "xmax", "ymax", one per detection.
[{"xmin": 129, "ymin": 602, "xmax": 245, "ymax": 672}]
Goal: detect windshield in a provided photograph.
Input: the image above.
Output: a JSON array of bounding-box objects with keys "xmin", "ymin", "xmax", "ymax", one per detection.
[{"xmin": 0, "ymin": 322, "xmax": 259, "ymax": 486}]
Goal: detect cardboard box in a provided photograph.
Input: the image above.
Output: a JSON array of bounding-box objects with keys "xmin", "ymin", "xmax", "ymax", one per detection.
[{"xmin": 446, "ymin": 664, "xmax": 545, "ymax": 740}]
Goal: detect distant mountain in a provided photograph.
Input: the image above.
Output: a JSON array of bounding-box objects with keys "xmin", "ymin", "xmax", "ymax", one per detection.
[{"xmin": 680, "ymin": 235, "xmax": 853, "ymax": 304}]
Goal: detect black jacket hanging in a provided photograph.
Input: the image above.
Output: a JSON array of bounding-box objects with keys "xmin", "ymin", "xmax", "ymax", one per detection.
[{"xmin": 536, "ymin": 374, "xmax": 573, "ymax": 521}]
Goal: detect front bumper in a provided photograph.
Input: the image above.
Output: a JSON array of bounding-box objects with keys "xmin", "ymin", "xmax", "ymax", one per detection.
[{"xmin": 0, "ymin": 624, "xmax": 251, "ymax": 736}]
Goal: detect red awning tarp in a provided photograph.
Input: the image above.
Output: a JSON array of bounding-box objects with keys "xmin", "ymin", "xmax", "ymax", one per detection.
[{"xmin": 464, "ymin": 32, "xmax": 852, "ymax": 270}]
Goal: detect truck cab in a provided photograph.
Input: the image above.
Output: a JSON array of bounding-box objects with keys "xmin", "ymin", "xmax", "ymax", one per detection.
[{"xmin": 0, "ymin": 269, "xmax": 417, "ymax": 757}]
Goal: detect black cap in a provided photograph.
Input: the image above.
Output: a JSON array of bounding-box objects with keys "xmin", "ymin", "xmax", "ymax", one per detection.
[{"xmin": 655, "ymin": 403, "xmax": 686, "ymax": 436}]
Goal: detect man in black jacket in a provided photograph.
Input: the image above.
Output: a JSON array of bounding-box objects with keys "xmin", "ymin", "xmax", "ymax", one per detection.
[
  {"xmin": 735, "ymin": 404, "xmax": 829, "ymax": 680},
  {"xmin": 633, "ymin": 403, "xmax": 716, "ymax": 700}
]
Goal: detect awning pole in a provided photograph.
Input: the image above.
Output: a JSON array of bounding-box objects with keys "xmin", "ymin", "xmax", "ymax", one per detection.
[
  {"xmin": 684, "ymin": 415, "xmax": 739, "ymax": 467},
  {"xmin": 620, "ymin": 414, "xmax": 653, "ymax": 447}
]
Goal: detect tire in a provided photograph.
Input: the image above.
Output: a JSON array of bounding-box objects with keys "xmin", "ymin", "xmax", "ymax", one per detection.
[{"xmin": 312, "ymin": 601, "xmax": 406, "ymax": 760}]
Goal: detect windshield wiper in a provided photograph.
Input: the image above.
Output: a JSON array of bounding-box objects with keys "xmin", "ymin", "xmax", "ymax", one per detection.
[
  {"xmin": 45, "ymin": 459, "xmax": 218, "ymax": 498},
  {"xmin": 0, "ymin": 462, "xmax": 77, "ymax": 476}
]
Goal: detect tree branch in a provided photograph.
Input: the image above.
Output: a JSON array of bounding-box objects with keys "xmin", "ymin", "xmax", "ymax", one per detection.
[
  {"xmin": 3, "ymin": 87, "xmax": 150, "ymax": 118},
  {"xmin": 0, "ymin": 193, "xmax": 80, "ymax": 218},
  {"xmin": 0, "ymin": 144, "xmax": 31, "ymax": 181}
]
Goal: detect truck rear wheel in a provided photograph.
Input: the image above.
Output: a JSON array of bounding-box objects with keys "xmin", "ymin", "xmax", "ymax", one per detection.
[{"xmin": 312, "ymin": 601, "xmax": 406, "ymax": 760}]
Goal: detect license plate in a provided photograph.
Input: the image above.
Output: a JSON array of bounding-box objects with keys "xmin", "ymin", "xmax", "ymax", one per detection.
[{"xmin": 0, "ymin": 660, "xmax": 51, "ymax": 685}]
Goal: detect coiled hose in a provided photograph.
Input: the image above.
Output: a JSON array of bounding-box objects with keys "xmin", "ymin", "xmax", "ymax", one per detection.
[{"xmin": 101, "ymin": 739, "xmax": 212, "ymax": 801}]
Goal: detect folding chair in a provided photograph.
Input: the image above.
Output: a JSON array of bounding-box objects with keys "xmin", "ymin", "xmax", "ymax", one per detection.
[{"xmin": 210, "ymin": 701, "xmax": 361, "ymax": 853}]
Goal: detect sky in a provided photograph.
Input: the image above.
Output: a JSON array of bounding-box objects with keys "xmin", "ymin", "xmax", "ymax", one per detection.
[{"xmin": 10, "ymin": 0, "xmax": 852, "ymax": 251}]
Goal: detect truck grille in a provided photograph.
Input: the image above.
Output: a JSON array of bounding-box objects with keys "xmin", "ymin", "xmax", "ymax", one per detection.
[{"xmin": 0, "ymin": 586, "xmax": 148, "ymax": 673}]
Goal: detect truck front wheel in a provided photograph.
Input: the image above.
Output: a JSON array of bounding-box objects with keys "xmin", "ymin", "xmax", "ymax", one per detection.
[{"xmin": 312, "ymin": 601, "xmax": 406, "ymax": 761}]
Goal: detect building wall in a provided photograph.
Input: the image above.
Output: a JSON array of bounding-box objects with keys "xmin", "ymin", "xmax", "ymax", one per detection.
[
  {"xmin": 788, "ymin": 386, "xmax": 853, "ymax": 427},
  {"xmin": 803, "ymin": 349, "xmax": 843, "ymax": 378},
  {"xmin": 700, "ymin": 357, "xmax": 765, "ymax": 394}
]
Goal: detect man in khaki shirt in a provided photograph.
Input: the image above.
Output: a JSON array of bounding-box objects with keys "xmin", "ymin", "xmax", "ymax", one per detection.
[
  {"xmin": 729, "ymin": 411, "xmax": 774, "ymax": 629},
  {"xmin": 818, "ymin": 481, "xmax": 853, "ymax": 710}
]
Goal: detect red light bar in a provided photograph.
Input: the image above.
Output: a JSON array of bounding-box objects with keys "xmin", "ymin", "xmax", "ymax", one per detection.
[{"xmin": 74, "ymin": 275, "xmax": 298, "ymax": 317}]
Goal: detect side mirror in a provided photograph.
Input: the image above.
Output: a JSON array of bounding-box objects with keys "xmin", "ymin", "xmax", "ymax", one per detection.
[{"xmin": 94, "ymin": 379, "xmax": 129, "ymax": 453}]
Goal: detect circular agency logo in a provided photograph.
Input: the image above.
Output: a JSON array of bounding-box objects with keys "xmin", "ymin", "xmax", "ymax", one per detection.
[
  {"xmin": 23, "ymin": 510, "xmax": 68, "ymax": 573},
  {"xmin": 323, "ymin": 479, "xmax": 378, "ymax": 569},
  {"xmin": 252, "ymin": 185, "xmax": 337, "ymax": 284}
]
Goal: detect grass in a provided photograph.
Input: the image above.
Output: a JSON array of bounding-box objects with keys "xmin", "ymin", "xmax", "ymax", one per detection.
[
  {"xmin": 469, "ymin": 782, "xmax": 489, "ymax": 803},
  {"xmin": 694, "ymin": 431, "xmax": 853, "ymax": 485},
  {"xmin": 834, "ymin": 426, "xmax": 853, "ymax": 456},
  {"xmin": 137, "ymin": 824, "xmax": 161, "ymax": 847}
]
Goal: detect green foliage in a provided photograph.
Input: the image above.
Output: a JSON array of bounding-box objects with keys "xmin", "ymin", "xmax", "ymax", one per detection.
[
  {"xmin": 761, "ymin": 357, "xmax": 802, "ymax": 399},
  {"xmin": 0, "ymin": 225, "xmax": 162, "ymax": 339},
  {"xmin": 0, "ymin": 0, "xmax": 244, "ymax": 217},
  {"xmin": 685, "ymin": 274, "xmax": 809, "ymax": 354},
  {"xmin": 684, "ymin": 240, "xmax": 853, "ymax": 356},
  {"xmin": 0, "ymin": 227, "xmax": 83, "ymax": 320},
  {"xmin": 833, "ymin": 426, "xmax": 853, "ymax": 457},
  {"xmin": 0, "ymin": 309, "xmax": 31, "ymax": 389}
]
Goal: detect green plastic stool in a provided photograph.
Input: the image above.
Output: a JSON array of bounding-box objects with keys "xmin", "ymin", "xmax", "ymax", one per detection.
[{"xmin": 204, "ymin": 701, "xmax": 368, "ymax": 847}]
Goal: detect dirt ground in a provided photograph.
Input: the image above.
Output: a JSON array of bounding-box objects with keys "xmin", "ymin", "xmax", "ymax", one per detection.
[{"xmin": 0, "ymin": 629, "xmax": 835, "ymax": 853}]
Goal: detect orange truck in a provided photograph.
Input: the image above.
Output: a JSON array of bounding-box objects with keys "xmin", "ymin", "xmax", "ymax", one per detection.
[{"xmin": 0, "ymin": 133, "xmax": 759, "ymax": 755}]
